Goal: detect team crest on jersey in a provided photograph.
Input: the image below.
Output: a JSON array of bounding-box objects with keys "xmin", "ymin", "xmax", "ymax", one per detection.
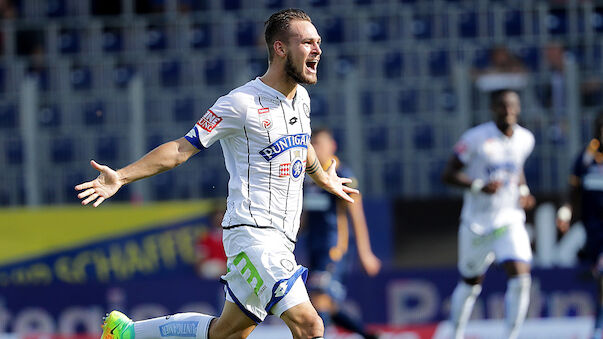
[
  {"xmin": 196, "ymin": 110, "xmax": 222, "ymax": 132},
  {"xmin": 258, "ymin": 107, "xmax": 273, "ymax": 130},
  {"xmin": 303, "ymin": 103, "xmax": 310, "ymax": 118},
  {"xmin": 259, "ymin": 133, "xmax": 310, "ymax": 161},
  {"xmin": 278, "ymin": 159, "xmax": 305, "ymax": 181}
]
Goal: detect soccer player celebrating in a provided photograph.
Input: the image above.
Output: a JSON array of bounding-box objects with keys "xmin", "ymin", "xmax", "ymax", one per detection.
[
  {"xmin": 441, "ymin": 89, "xmax": 536, "ymax": 339},
  {"xmin": 302, "ymin": 128, "xmax": 381, "ymax": 339},
  {"xmin": 556, "ymin": 111, "xmax": 603, "ymax": 339},
  {"xmin": 75, "ymin": 9, "xmax": 358, "ymax": 339}
]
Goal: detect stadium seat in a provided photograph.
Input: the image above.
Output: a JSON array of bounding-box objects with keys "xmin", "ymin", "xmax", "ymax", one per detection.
[
  {"xmin": 38, "ymin": 105, "xmax": 61, "ymax": 127},
  {"xmin": 429, "ymin": 160, "xmax": 447, "ymax": 193},
  {"xmin": 46, "ymin": 0, "xmax": 66, "ymax": 17},
  {"xmin": 360, "ymin": 91, "xmax": 373, "ymax": 116},
  {"xmin": 593, "ymin": 7, "xmax": 603, "ymax": 33},
  {"xmin": 160, "ymin": 59, "xmax": 181, "ymax": 88},
  {"xmin": 223, "ymin": 0, "xmax": 241, "ymax": 10},
  {"xmin": 383, "ymin": 51, "xmax": 403, "ymax": 79},
  {"xmin": 205, "ymin": 58, "xmax": 225, "ymax": 86},
  {"xmin": 191, "ymin": 24, "xmax": 211, "ymax": 49},
  {"xmin": 237, "ymin": 21, "xmax": 257, "ymax": 47},
  {"xmin": 5, "ymin": 139, "xmax": 22, "ymax": 165},
  {"xmin": 173, "ymin": 96, "xmax": 195, "ymax": 122},
  {"xmin": 146, "ymin": 26, "xmax": 167, "ymax": 51},
  {"xmin": 504, "ymin": 9, "xmax": 523, "ymax": 37},
  {"xmin": 263, "ymin": 0, "xmax": 284, "ymax": 9},
  {"xmin": 429, "ymin": 50, "xmax": 449, "ymax": 77},
  {"xmin": 322, "ymin": 17, "xmax": 344, "ymax": 43},
  {"xmin": 382, "ymin": 161, "xmax": 402, "ymax": 196},
  {"xmin": 0, "ymin": 104, "xmax": 17, "ymax": 129},
  {"xmin": 413, "ymin": 124, "xmax": 434, "ymax": 150},
  {"xmin": 59, "ymin": 29, "xmax": 80, "ymax": 54},
  {"xmin": 440, "ymin": 88, "xmax": 457, "ymax": 112},
  {"xmin": 70, "ymin": 66, "xmax": 92, "ymax": 90},
  {"xmin": 308, "ymin": 92, "xmax": 327, "ymax": 117},
  {"xmin": 247, "ymin": 57, "xmax": 267, "ymax": 78},
  {"xmin": 113, "ymin": 64, "xmax": 135, "ymax": 87},
  {"xmin": 335, "ymin": 54, "xmax": 356, "ymax": 77},
  {"xmin": 103, "ymin": 27, "xmax": 123, "ymax": 53},
  {"xmin": 459, "ymin": 10, "xmax": 478, "ymax": 38},
  {"xmin": 63, "ymin": 170, "xmax": 85, "ymax": 203},
  {"xmin": 153, "ymin": 171, "xmax": 176, "ymax": 200},
  {"xmin": 398, "ymin": 89, "xmax": 418, "ymax": 114},
  {"xmin": 366, "ymin": 17, "xmax": 388, "ymax": 41},
  {"xmin": 517, "ymin": 46, "xmax": 540, "ymax": 71},
  {"xmin": 412, "ymin": 15, "xmax": 433, "ymax": 40},
  {"xmin": 309, "ymin": 0, "xmax": 329, "ymax": 7},
  {"xmin": 472, "ymin": 47, "xmax": 490, "ymax": 69},
  {"xmin": 51, "ymin": 137, "xmax": 74, "ymax": 163},
  {"xmin": 84, "ymin": 101, "xmax": 105, "ymax": 125},
  {"xmin": 547, "ymin": 9, "xmax": 568, "ymax": 35},
  {"xmin": 96, "ymin": 135, "xmax": 119, "ymax": 161},
  {"xmin": 366, "ymin": 126, "xmax": 388, "ymax": 151}
]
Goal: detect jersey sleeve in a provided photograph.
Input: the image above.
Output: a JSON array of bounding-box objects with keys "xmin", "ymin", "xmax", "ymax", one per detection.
[
  {"xmin": 184, "ymin": 94, "xmax": 246, "ymax": 149},
  {"xmin": 453, "ymin": 130, "xmax": 477, "ymax": 165}
]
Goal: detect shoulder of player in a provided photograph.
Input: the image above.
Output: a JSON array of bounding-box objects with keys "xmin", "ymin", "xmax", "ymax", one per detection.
[
  {"xmin": 217, "ymin": 88, "xmax": 256, "ymax": 114},
  {"xmin": 514, "ymin": 124, "xmax": 535, "ymax": 142},
  {"xmin": 296, "ymin": 84, "xmax": 310, "ymax": 100}
]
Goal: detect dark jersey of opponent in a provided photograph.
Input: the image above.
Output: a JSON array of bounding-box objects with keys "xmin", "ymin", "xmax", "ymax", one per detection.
[{"xmin": 571, "ymin": 139, "xmax": 603, "ymax": 262}]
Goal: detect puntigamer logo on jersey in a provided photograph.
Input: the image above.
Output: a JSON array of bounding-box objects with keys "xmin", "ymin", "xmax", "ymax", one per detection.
[{"xmin": 259, "ymin": 134, "xmax": 309, "ymax": 161}]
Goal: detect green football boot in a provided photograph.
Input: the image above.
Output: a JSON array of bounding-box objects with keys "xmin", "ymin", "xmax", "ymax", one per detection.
[{"xmin": 101, "ymin": 311, "xmax": 134, "ymax": 339}]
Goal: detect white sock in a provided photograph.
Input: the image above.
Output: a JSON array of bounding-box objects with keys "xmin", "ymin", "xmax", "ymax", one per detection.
[
  {"xmin": 505, "ymin": 274, "xmax": 531, "ymax": 339},
  {"xmin": 450, "ymin": 281, "xmax": 482, "ymax": 339},
  {"xmin": 134, "ymin": 313, "xmax": 214, "ymax": 339}
]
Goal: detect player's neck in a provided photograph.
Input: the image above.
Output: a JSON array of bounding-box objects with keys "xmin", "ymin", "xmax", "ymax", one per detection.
[
  {"xmin": 260, "ymin": 68, "xmax": 298, "ymax": 100},
  {"xmin": 495, "ymin": 122, "xmax": 514, "ymax": 137}
]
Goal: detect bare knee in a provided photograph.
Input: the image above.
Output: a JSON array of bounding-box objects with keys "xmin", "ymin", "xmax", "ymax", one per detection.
[{"xmin": 291, "ymin": 312, "xmax": 324, "ymax": 339}]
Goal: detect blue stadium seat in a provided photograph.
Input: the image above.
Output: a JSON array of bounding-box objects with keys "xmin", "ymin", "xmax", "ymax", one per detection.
[
  {"xmin": 6, "ymin": 139, "xmax": 22, "ymax": 165},
  {"xmin": 96, "ymin": 135, "xmax": 119, "ymax": 161},
  {"xmin": 191, "ymin": 24, "xmax": 211, "ymax": 49},
  {"xmin": 413, "ymin": 124, "xmax": 434, "ymax": 150},
  {"xmin": 429, "ymin": 50, "xmax": 449, "ymax": 77},
  {"xmin": 113, "ymin": 64, "xmax": 135, "ymax": 87},
  {"xmin": 547, "ymin": 9, "xmax": 567, "ymax": 35},
  {"xmin": 263, "ymin": 0, "xmax": 284, "ymax": 9},
  {"xmin": 160, "ymin": 59, "xmax": 181, "ymax": 88},
  {"xmin": 103, "ymin": 28, "xmax": 123, "ymax": 53},
  {"xmin": 412, "ymin": 15, "xmax": 433, "ymax": 39},
  {"xmin": 518, "ymin": 46, "xmax": 540, "ymax": 71},
  {"xmin": 383, "ymin": 51, "xmax": 403, "ymax": 79},
  {"xmin": 593, "ymin": 7, "xmax": 603, "ymax": 32},
  {"xmin": 147, "ymin": 133, "xmax": 166, "ymax": 150},
  {"xmin": 223, "ymin": 0, "xmax": 241, "ymax": 10},
  {"xmin": 398, "ymin": 89, "xmax": 417, "ymax": 114},
  {"xmin": 38, "ymin": 105, "xmax": 61, "ymax": 127},
  {"xmin": 173, "ymin": 96, "xmax": 195, "ymax": 122},
  {"xmin": 0, "ymin": 104, "xmax": 17, "ymax": 129},
  {"xmin": 360, "ymin": 91, "xmax": 373, "ymax": 116},
  {"xmin": 64, "ymin": 170, "xmax": 85, "ymax": 203},
  {"xmin": 51, "ymin": 137, "xmax": 74, "ymax": 163},
  {"xmin": 153, "ymin": 171, "xmax": 176, "ymax": 200},
  {"xmin": 70, "ymin": 66, "xmax": 92, "ymax": 90},
  {"xmin": 59, "ymin": 29, "xmax": 80, "ymax": 54},
  {"xmin": 308, "ymin": 92, "xmax": 327, "ymax": 117},
  {"xmin": 84, "ymin": 101, "xmax": 105, "ymax": 125},
  {"xmin": 322, "ymin": 17, "xmax": 344, "ymax": 43},
  {"xmin": 309, "ymin": 0, "xmax": 329, "ymax": 6},
  {"xmin": 247, "ymin": 57, "xmax": 267, "ymax": 78},
  {"xmin": 472, "ymin": 47, "xmax": 490, "ymax": 69},
  {"xmin": 205, "ymin": 58, "xmax": 225, "ymax": 86},
  {"xmin": 440, "ymin": 88, "xmax": 457, "ymax": 112},
  {"xmin": 28, "ymin": 67, "xmax": 50, "ymax": 91},
  {"xmin": 429, "ymin": 160, "xmax": 447, "ymax": 194},
  {"xmin": 504, "ymin": 9, "xmax": 522, "ymax": 36},
  {"xmin": 335, "ymin": 55, "xmax": 355, "ymax": 77},
  {"xmin": 382, "ymin": 161, "xmax": 402, "ymax": 196},
  {"xmin": 237, "ymin": 21, "xmax": 257, "ymax": 47},
  {"xmin": 367, "ymin": 17, "xmax": 388, "ymax": 41},
  {"xmin": 146, "ymin": 26, "xmax": 167, "ymax": 51},
  {"xmin": 459, "ymin": 10, "xmax": 478, "ymax": 38},
  {"xmin": 366, "ymin": 126, "xmax": 388, "ymax": 151},
  {"xmin": 46, "ymin": 0, "xmax": 66, "ymax": 17}
]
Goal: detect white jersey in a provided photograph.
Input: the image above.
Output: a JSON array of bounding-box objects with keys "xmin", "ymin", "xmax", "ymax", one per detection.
[
  {"xmin": 453, "ymin": 121, "xmax": 534, "ymax": 234},
  {"xmin": 185, "ymin": 78, "xmax": 311, "ymax": 253}
]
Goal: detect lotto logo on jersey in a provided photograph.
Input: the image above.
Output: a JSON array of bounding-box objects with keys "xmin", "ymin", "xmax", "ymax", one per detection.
[
  {"xmin": 196, "ymin": 110, "xmax": 222, "ymax": 132},
  {"xmin": 259, "ymin": 134, "xmax": 310, "ymax": 161}
]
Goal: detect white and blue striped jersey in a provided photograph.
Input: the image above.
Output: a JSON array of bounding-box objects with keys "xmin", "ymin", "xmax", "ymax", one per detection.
[
  {"xmin": 185, "ymin": 78, "xmax": 312, "ymax": 253},
  {"xmin": 454, "ymin": 121, "xmax": 534, "ymax": 234}
]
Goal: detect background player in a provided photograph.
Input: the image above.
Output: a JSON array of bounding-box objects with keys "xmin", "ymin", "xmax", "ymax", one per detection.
[
  {"xmin": 75, "ymin": 8, "xmax": 358, "ymax": 339},
  {"xmin": 302, "ymin": 128, "xmax": 381, "ymax": 339},
  {"xmin": 441, "ymin": 89, "xmax": 536, "ymax": 339},
  {"xmin": 556, "ymin": 111, "xmax": 603, "ymax": 339}
]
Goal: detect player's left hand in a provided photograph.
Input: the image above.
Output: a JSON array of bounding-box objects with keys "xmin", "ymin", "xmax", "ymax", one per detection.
[
  {"xmin": 359, "ymin": 251, "xmax": 381, "ymax": 277},
  {"xmin": 519, "ymin": 194, "xmax": 536, "ymax": 210},
  {"xmin": 322, "ymin": 159, "xmax": 359, "ymax": 203}
]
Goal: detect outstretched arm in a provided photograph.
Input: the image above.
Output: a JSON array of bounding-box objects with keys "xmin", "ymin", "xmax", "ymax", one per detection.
[
  {"xmin": 305, "ymin": 143, "xmax": 358, "ymax": 203},
  {"xmin": 343, "ymin": 193, "xmax": 381, "ymax": 276},
  {"xmin": 75, "ymin": 137, "xmax": 199, "ymax": 207}
]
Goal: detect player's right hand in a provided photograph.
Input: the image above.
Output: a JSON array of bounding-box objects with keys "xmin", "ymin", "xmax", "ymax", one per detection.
[
  {"xmin": 74, "ymin": 160, "xmax": 122, "ymax": 207},
  {"xmin": 482, "ymin": 180, "xmax": 502, "ymax": 194}
]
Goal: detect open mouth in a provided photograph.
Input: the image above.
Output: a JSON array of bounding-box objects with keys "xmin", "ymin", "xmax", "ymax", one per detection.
[{"xmin": 305, "ymin": 60, "xmax": 318, "ymax": 73}]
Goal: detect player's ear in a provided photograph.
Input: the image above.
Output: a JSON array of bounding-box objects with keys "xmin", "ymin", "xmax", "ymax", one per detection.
[{"xmin": 274, "ymin": 40, "xmax": 287, "ymax": 58}]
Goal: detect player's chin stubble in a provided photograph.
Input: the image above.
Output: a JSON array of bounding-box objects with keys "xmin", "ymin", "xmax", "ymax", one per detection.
[{"xmin": 285, "ymin": 54, "xmax": 316, "ymax": 85}]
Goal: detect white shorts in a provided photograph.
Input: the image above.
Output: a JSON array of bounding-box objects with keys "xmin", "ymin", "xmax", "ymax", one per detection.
[
  {"xmin": 457, "ymin": 221, "xmax": 532, "ymax": 278},
  {"xmin": 220, "ymin": 242, "xmax": 309, "ymax": 323}
]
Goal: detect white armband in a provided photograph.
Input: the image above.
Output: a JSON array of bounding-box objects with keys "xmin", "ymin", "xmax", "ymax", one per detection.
[
  {"xmin": 557, "ymin": 206, "xmax": 572, "ymax": 222},
  {"xmin": 470, "ymin": 179, "xmax": 484, "ymax": 193}
]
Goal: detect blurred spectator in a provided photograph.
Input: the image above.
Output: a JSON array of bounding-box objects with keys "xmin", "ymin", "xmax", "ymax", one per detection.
[
  {"xmin": 195, "ymin": 202, "xmax": 227, "ymax": 279},
  {"xmin": 0, "ymin": 0, "xmax": 17, "ymax": 55},
  {"xmin": 474, "ymin": 45, "xmax": 528, "ymax": 92}
]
